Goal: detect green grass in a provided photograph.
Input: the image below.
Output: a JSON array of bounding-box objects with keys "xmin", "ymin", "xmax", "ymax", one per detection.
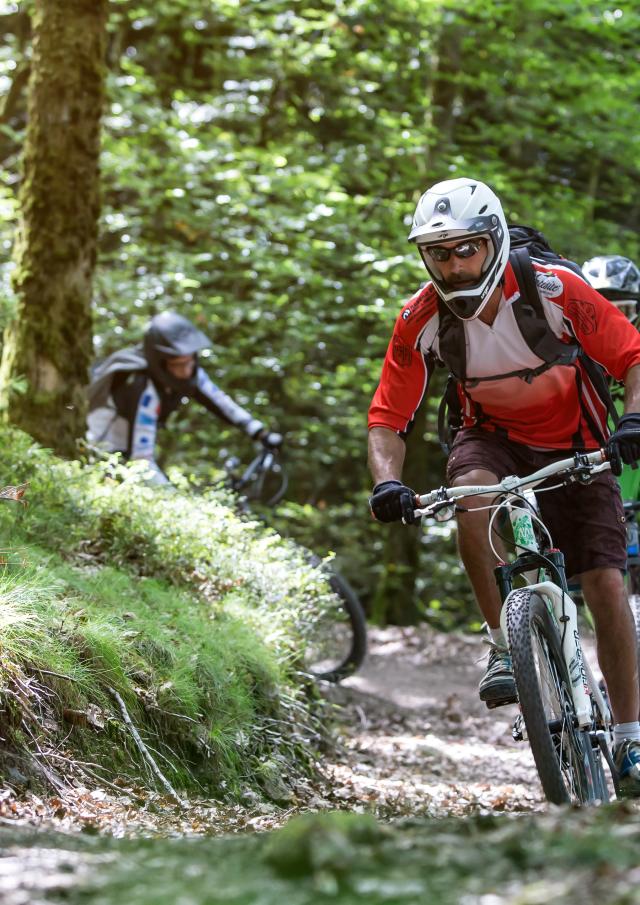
[{"xmin": 0, "ymin": 428, "xmax": 335, "ymax": 799}]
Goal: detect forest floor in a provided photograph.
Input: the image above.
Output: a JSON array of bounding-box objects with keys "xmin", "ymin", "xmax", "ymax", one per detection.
[
  {"xmin": 321, "ymin": 623, "xmax": 543, "ymax": 818},
  {"xmin": 5, "ymin": 625, "xmax": 640, "ymax": 905},
  {"xmin": 0, "ymin": 623, "xmax": 551, "ymax": 836}
]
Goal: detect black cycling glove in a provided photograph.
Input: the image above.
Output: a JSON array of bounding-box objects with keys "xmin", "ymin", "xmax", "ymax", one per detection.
[
  {"xmin": 260, "ymin": 430, "xmax": 283, "ymax": 450},
  {"xmin": 607, "ymin": 413, "xmax": 640, "ymax": 476},
  {"xmin": 369, "ymin": 480, "xmax": 419, "ymax": 524}
]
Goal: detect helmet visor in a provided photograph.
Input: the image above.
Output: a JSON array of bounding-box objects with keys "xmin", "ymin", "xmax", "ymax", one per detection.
[{"xmin": 154, "ymin": 332, "xmax": 210, "ymax": 357}]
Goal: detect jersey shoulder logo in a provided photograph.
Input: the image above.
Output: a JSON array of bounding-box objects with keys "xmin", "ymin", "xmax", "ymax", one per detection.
[
  {"xmin": 566, "ymin": 299, "xmax": 597, "ymax": 335},
  {"xmin": 392, "ymin": 335, "xmax": 413, "ymax": 368},
  {"xmin": 535, "ymin": 270, "xmax": 563, "ymax": 299}
]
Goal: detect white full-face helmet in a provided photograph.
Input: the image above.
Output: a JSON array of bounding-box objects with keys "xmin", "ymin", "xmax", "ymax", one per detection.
[
  {"xmin": 582, "ymin": 255, "xmax": 640, "ymax": 318},
  {"xmin": 408, "ymin": 177, "xmax": 510, "ymax": 319}
]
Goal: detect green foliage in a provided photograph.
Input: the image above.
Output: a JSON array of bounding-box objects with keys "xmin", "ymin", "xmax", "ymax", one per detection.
[{"xmin": 263, "ymin": 810, "xmax": 385, "ymax": 878}]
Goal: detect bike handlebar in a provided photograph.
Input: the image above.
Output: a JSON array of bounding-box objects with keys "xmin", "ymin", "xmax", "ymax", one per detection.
[
  {"xmin": 228, "ymin": 445, "xmax": 289, "ymax": 506},
  {"xmin": 414, "ymin": 449, "xmax": 609, "ymax": 518}
]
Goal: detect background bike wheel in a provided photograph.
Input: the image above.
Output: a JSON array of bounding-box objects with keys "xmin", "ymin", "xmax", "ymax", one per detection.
[
  {"xmin": 303, "ymin": 562, "xmax": 367, "ymax": 683},
  {"xmin": 506, "ymin": 588, "xmax": 605, "ymax": 805}
]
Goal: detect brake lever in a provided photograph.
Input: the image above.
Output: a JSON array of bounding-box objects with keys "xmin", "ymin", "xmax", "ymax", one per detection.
[
  {"xmin": 568, "ymin": 465, "xmax": 596, "ymax": 484},
  {"xmin": 414, "ymin": 499, "xmax": 457, "ymax": 522}
]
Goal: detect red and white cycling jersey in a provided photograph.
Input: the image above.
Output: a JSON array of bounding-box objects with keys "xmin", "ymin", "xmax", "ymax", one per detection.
[{"xmin": 368, "ymin": 260, "xmax": 640, "ymax": 450}]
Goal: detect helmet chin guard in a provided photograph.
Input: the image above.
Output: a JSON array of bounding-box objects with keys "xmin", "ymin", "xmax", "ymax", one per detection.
[{"xmin": 408, "ymin": 178, "xmax": 510, "ymax": 319}]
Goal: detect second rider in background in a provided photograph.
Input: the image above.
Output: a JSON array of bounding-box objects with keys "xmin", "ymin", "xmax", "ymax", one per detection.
[{"xmin": 87, "ymin": 311, "xmax": 282, "ymax": 485}]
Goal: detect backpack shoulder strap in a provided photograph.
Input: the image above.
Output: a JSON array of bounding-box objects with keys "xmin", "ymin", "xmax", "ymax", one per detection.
[
  {"xmin": 437, "ymin": 374, "xmax": 460, "ymax": 455},
  {"xmin": 511, "ymin": 247, "xmax": 618, "ymax": 431},
  {"xmin": 509, "ymin": 247, "xmax": 579, "ymax": 367},
  {"xmin": 436, "ymin": 299, "xmax": 467, "ymax": 380},
  {"xmin": 509, "ymin": 245, "xmax": 544, "ymax": 314}
]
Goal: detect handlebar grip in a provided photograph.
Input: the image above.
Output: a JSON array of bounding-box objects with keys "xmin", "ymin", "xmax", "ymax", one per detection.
[{"xmin": 416, "ymin": 490, "xmax": 443, "ymax": 508}]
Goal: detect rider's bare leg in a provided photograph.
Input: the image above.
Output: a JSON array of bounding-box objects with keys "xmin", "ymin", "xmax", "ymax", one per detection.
[{"xmin": 581, "ymin": 567, "xmax": 640, "ymax": 723}]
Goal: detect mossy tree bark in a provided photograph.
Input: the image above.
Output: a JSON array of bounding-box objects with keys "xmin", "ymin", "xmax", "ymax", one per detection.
[
  {"xmin": 0, "ymin": 0, "xmax": 107, "ymax": 455},
  {"xmin": 369, "ymin": 429, "xmax": 427, "ymax": 626},
  {"xmin": 370, "ymin": 384, "xmax": 448, "ymax": 626}
]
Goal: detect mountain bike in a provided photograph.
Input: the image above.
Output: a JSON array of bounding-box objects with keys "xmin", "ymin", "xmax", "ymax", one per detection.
[
  {"xmin": 414, "ymin": 450, "xmax": 635, "ymax": 806},
  {"xmin": 223, "ymin": 445, "xmax": 367, "ymax": 683}
]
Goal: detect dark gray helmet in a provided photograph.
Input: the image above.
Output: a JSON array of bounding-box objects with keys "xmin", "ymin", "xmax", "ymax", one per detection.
[{"xmin": 143, "ymin": 312, "xmax": 211, "ymax": 390}]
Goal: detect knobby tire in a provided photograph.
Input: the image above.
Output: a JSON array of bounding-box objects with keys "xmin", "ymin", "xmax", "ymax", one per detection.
[
  {"xmin": 324, "ymin": 569, "xmax": 367, "ymax": 682},
  {"xmin": 506, "ymin": 588, "xmax": 606, "ymax": 805}
]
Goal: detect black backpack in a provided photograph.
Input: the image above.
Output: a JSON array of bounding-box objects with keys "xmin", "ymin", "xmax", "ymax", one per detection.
[{"xmin": 436, "ymin": 225, "xmax": 618, "ymax": 453}]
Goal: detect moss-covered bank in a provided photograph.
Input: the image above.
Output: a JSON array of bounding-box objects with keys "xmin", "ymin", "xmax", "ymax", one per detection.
[{"xmin": 0, "ymin": 428, "xmax": 339, "ymax": 801}]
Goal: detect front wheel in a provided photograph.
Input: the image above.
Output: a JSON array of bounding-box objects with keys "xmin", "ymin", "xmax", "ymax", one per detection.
[
  {"xmin": 303, "ymin": 559, "xmax": 367, "ymax": 683},
  {"xmin": 506, "ymin": 588, "xmax": 606, "ymax": 805}
]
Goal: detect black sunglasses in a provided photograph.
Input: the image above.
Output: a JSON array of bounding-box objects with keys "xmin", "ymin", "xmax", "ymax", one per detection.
[{"xmin": 421, "ymin": 237, "xmax": 486, "ymax": 263}]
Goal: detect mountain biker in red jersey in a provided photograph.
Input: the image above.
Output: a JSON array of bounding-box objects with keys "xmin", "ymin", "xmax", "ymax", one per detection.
[
  {"xmin": 87, "ymin": 312, "xmax": 282, "ymax": 484},
  {"xmin": 367, "ymin": 177, "xmax": 640, "ymax": 797}
]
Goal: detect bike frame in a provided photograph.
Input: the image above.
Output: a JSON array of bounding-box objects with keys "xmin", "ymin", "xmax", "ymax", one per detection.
[
  {"xmin": 415, "ymin": 449, "xmax": 613, "ymax": 734},
  {"xmin": 225, "ymin": 446, "xmax": 288, "ymax": 506}
]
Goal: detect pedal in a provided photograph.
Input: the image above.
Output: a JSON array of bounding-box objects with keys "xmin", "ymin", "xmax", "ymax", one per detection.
[
  {"xmin": 512, "ymin": 713, "xmax": 527, "ymax": 741},
  {"xmin": 484, "ymin": 695, "xmax": 519, "ymax": 710}
]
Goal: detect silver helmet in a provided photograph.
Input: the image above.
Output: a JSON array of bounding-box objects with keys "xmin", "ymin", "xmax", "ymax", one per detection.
[
  {"xmin": 408, "ymin": 177, "xmax": 510, "ymax": 320},
  {"xmin": 582, "ymin": 255, "xmax": 640, "ymax": 300}
]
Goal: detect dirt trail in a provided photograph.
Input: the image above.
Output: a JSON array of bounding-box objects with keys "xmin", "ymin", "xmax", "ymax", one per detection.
[{"xmin": 321, "ymin": 625, "xmax": 545, "ymax": 817}]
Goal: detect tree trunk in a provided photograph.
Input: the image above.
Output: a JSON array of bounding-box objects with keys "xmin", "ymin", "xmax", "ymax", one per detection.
[
  {"xmin": 0, "ymin": 0, "xmax": 107, "ymax": 455},
  {"xmin": 430, "ymin": 23, "xmax": 464, "ymax": 149},
  {"xmin": 369, "ymin": 428, "xmax": 426, "ymax": 626},
  {"xmin": 369, "ymin": 365, "xmax": 449, "ymax": 625},
  {"xmin": 370, "ymin": 399, "xmax": 448, "ymax": 625}
]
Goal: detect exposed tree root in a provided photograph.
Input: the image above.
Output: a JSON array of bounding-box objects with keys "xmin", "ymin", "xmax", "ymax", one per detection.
[{"xmin": 108, "ymin": 687, "xmax": 188, "ymax": 809}]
